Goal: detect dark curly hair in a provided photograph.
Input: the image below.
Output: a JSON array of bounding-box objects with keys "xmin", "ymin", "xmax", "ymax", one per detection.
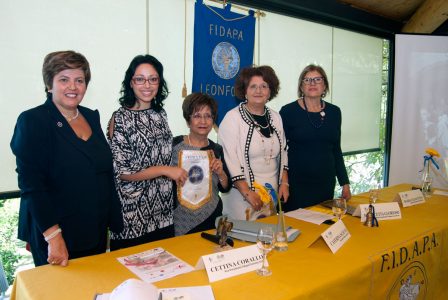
[
  {"xmin": 42, "ymin": 50, "xmax": 91, "ymax": 97},
  {"xmin": 182, "ymin": 92, "xmax": 218, "ymax": 123},
  {"xmin": 234, "ymin": 65, "xmax": 280, "ymax": 101},
  {"xmin": 119, "ymin": 54, "xmax": 169, "ymax": 111},
  {"xmin": 297, "ymin": 64, "xmax": 330, "ymax": 98}
]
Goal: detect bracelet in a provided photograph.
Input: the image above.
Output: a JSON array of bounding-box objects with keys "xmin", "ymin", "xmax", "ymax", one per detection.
[
  {"xmin": 280, "ymin": 182, "xmax": 289, "ymax": 186},
  {"xmin": 44, "ymin": 228, "xmax": 62, "ymax": 242},
  {"xmin": 218, "ymin": 176, "xmax": 226, "ymax": 182}
]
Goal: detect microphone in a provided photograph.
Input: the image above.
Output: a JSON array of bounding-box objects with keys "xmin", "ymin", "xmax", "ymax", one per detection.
[{"xmin": 200, "ymin": 232, "xmax": 234, "ymax": 247}]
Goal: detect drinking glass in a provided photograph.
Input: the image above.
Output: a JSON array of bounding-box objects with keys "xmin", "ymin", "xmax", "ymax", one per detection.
[
  {"xmin": 256, "ymin": 226, "xmax": 275, "ymax": 276},
  {"xmin": 369, "ymin": 188, "xmax": 379, "ymax": 204},
  {"xmin": 332, "ymin": 198, "xmax": 347, "ymax": 220}
]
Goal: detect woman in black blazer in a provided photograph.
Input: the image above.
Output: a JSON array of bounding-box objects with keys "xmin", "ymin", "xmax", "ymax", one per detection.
[{"xmin": 10, "ymin": 51, "xmax": 122, "ymax": 267}]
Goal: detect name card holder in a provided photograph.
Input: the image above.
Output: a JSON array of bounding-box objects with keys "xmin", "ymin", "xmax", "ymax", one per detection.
[
  {"xmin": 195, "ymin": 245, "xmax": 263, "ymax": 282},
  {"xmin": 309, "ymin": 220, "xmax": 351, "ymax": 254},
  {"xmin": 353, "ymin": 202, "xmax": 402, "ymax": 222},
  {"xmin": 395, "ymin": 189, "xmax": 425, "ymax": 207}
]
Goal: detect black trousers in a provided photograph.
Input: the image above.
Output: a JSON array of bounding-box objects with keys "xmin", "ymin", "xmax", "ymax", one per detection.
[
  {"xmin": 29, "ymin": 229, "xmax": 107, "ymax": 267},
  {"xmin": 109, "ymin": 224, "xmax": 174, "ymax": 251},
  {"xmin": 28, "ymin": 225, "xmax": 107, "ymax": 267}
]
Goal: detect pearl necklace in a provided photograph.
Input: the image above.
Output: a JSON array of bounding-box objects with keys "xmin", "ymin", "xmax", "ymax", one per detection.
[
  {"xmin": 243, "ymin": 104, "xmax": 270, "ymax": 129},
  {"xmin": 61, "ymin": 109, "xmax": 79, "ymax": 122},
  {"xmin": 187, "ymin": 134, "xmax": 209, "ymax": 147}
]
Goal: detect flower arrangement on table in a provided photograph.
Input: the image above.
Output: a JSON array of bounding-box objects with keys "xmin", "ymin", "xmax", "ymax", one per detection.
[
  {"xmin": 243, "ymin": 181, "xmax": 284, "ymax": 220},
  {"xmin": 420, "ymin": 147, "xmax": 440, "ymax": 195},
  {"xmin": 253, "ymin": 181, "xmax": 272, "ymax": 205}
]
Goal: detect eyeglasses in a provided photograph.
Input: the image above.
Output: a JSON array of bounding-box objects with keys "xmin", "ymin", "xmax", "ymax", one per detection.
[
  {"xmin": 302, "ymin": 77, "xmax": 324, "ymax": 85},
  {"xmin": 248, "ymin": 83, "xmax": 269, "ymax": 91},
  {"xmin": 191, "ymin": 113, "xmax": 213, "ymax": 121},
  {"xmin": 132, "ymin": 76, "xmax": 160, "ymax": 85}
]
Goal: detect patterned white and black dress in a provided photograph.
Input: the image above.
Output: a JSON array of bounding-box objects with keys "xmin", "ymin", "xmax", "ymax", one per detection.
[{"xmin": 108, "ymin": 107, "xmax": 174, "ymax": 249}]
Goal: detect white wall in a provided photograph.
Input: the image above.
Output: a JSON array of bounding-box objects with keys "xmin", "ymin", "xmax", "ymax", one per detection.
[
  {"xmin": 1, "ymin": 0, "xmax": 148, "ymax": 192},
  {"xmin": 0, "ymin": 0, "xmax": 384, "ymax": 192},
  {"xmin": 390, "ymin": 34, "xmax": 448, "ymax": 188}
]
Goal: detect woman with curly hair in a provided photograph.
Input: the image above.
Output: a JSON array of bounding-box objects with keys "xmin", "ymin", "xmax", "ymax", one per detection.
[{"xmin": 218, "ymin": 65, "xmax": 289, "ymax": 220}]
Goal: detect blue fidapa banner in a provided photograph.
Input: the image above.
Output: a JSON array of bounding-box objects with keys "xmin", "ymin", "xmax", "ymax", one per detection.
[{"xmin": 192, "ymin": 1, "xmax": 255, "ymax": 124}]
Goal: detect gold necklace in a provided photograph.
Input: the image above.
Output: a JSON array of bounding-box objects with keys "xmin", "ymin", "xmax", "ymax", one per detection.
[{"xmin": 257, "ymin": 130, "xmax": 274, "ymax": 165}]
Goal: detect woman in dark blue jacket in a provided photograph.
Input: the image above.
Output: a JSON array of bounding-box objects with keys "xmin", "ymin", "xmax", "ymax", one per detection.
[{"xmin": 10, "ymin": 51, "xmax": 122, "ymax": 267}]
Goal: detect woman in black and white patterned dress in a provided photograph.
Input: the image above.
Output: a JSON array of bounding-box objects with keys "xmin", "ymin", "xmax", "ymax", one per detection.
[{"xmin": 108, "ymin": 55, "xmax": 188, "ymax": 250}]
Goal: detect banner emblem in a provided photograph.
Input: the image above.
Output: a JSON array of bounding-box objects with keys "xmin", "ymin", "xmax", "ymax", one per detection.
[
  {"xmin": 212, "ymin": 42, "xmax": 240, "ymax": 79},
  {"xmin": 188, "ymin": 165, "xmax": 204, "ymax": 184},
  {"xmin": 387, "ymin": 261, "xmax": 427, "ymax": 299}
]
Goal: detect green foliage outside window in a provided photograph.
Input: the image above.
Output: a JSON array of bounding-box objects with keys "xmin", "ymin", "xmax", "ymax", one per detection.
[{"xmin": 0, "ymin": 199, "xmax": 24, "ymax": 285}]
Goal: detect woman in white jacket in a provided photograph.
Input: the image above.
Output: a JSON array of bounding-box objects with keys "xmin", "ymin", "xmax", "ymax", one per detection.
[{"xmin": 218, "ymin": 65, "xmax": 289, "ymax": 220}]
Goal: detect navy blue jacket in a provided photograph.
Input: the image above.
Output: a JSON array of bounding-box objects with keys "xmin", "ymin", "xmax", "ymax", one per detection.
[{"xmin": 10, "ymin": 98, "xmax": 123, "ymax": 252}]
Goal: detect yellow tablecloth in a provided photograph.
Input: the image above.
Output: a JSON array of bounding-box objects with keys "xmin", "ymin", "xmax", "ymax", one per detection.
[{"xmin": 11, "ymin": 184, "xmax": 448, "ymax": 299}]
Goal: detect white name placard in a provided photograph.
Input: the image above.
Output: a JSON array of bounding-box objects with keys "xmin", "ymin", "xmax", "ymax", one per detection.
[
  {"xmin": 353, "ymin": 203, "xmax": 402, "ymax": 222},
  {"xmin": 321, "ymin": 220, "xmax": 351, "ymax": 254},
  {"xmin": 433, "ymin": 190, "xmax": 448, "ymax": 196},
  {"xmin": 196, "ymin": 245, "xmax": 263, "ymax": 282},
  {"xmin": 395, "ymin": 189, "xmax": 425, "ymax": 207}
]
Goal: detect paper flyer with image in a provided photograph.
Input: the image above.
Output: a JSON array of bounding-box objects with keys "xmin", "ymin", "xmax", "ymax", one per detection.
[{"xmin": 116, "ymin": 247, "xmax": 194, "ymax": 283}]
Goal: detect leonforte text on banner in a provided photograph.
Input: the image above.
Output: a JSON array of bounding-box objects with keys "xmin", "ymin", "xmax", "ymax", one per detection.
[{"xmin": 200, "ymin": 83, "xmax": 235, "ymax": 97}]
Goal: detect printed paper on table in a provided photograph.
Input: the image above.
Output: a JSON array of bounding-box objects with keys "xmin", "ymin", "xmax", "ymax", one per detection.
[{"xmin": 116, "ymin": 247, "xmax": 194, "ymax": 283}]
